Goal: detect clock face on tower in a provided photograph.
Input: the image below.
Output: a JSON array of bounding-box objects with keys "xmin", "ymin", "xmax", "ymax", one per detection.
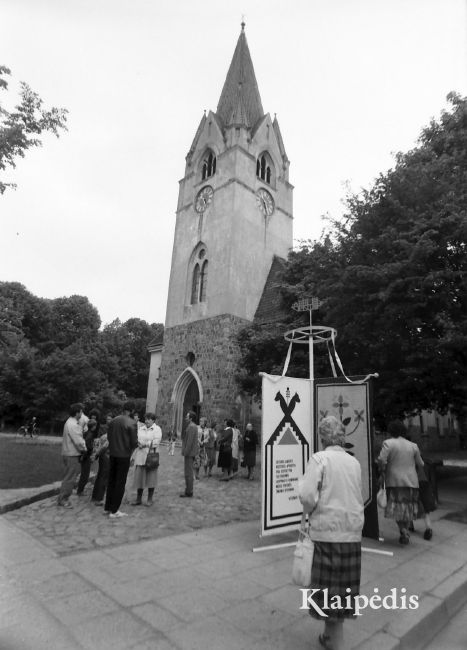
[
  {"xmin": 256, "ymin": 188, "xmax": 274, "ymax": 216},
  {"xmin": 195, "ymin": 186, "xmax": 214, "ymax": 213}
]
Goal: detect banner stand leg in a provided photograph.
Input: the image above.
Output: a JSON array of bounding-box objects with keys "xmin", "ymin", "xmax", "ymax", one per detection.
[{"xmin": 252, "ymin": 542, "xmax": 393, "ymax": 557}]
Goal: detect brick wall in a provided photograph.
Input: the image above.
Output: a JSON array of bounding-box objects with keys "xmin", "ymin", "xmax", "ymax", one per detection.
[{"xmin": 156, "ymin": 314, "xmax": 250, "ymax": 432}]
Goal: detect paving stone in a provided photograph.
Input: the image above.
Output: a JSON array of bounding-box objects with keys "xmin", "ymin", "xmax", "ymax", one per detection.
[
  {"xmin": 258, "ymin": 583, "xmax": 304, "ymax": 617},
  {"xmin": 0, "ymin": 593, "xmax": 53, "ymax": 630},
  {"xmin": 68, "ymin": 610, "xmax": 154, "ymax": 650},
  {"xmin": 26, "ymin": 572, "xmax": 94, "ymax": 601},
  {"xmin": 209, "ymin": 574, "xmax": 269, "ymax": 602},
  {"xmin": 0, "ymin": 623, "xmax": 83, "ymax": 650},
  {"xmin": 131, "ymin": 601, "xmax": 186, "ymax": 632},
  {"xmin": 216, "ymin": 599, "xmax": 298, "ymax": 639},
  {"xmin": 129, "ymin": 636, "xmax": 180, "ymax": 650},
  {"xmin": 97, "ymin": 577, "xmax": 163, "ymax": 607},
  {"xmin": 165, "ymin": 614, "xmax": 253, "ymax": 650},
  {"xmin": 428, "ymin": 564, "xmax": 467, "ymax": 618},
  {"xmin": 155, "ymin": 585, "xmax": 230, "ymax": 623},
  {"xmin": 247, "ymin": 559, "xmax": 294, "ymax": 590},
  {"xmin": 357, "ymin": 630, "xmax": 400, "ymax": 650},
  {"xmin": 6, "ymin": 557, "xmax": 71, "ymax": 584},
  {"xmin": 43, "ymin": 589, "xmax": 120, "ymax": 625},
  {"xmin": 100, "ymin": 558, "xmax": 163, "ymax": 581},
  {"xmin": 386, "ymin": 593, "xmax": 447, "ymax": 649}
]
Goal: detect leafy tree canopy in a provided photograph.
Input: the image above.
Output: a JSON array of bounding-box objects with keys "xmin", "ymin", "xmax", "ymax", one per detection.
[
  {"xmin": 0, "ymin": 65, "xmax": 68, "ymax": 194},
  {"xmin": 0, "ymin": 282, "xmax": 163, "ymax": 428},
  {"xmin": 238, "ymin": 92, "xmax": 467, "ymax": 424}
]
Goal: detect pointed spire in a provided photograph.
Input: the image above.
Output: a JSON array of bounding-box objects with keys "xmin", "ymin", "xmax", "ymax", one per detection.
[{"xmin": 216, "ymin": 24, "xmax": 264, "ymax": 129}]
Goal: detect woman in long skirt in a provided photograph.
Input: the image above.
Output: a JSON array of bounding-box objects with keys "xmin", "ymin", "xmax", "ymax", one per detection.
[
  {"xmin": 378, "ymin": 419, "xmax": 424, "ymax": 545},
  {"xmin": 217, "ymin": 419, "xmax": 233, "ymax": 480},
  {"xmin": 132, "ymin": 413, "xmax": 162, "ymax": 506},
  {"xmin": 299, "ymin": 416, "xmax": 364, "ymax": 650}
]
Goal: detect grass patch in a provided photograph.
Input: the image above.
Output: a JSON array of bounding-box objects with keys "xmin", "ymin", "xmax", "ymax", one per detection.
[{"xmin": 0, "ymin": 437, "xmax": 63, "ymax": 489}]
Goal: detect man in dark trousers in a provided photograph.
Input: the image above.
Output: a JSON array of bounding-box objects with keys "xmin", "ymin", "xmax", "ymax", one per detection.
[
  {"xmin": 105, "ymin": 401, "xmax": 138, "ymax": 518},
  {"xmin": 180, "ymin": 411, "xmax": 199, "ymax": 498}
]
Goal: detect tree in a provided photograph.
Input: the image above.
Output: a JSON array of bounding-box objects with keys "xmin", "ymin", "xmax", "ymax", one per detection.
[
  {"xmin": 100, "ymin": 318, "xmax": 164, "ymax": 397},
  {"xmin": 0, "ymin": 65, "xmax": 68, "ymax": 194},
  {"xmin": 237, "ymin": 93, "xmax": 467, "ymax": 423},
  {"xmin": 0, "ymin": 282, "xmax": 53, "ymax": 350},
  {"xmin": 49, "ymin": 295, "xmax": 101, "ymax": 350},
  {"xmin": 0, "ymin": 281, "xmax": 164, "ymax": 427}
]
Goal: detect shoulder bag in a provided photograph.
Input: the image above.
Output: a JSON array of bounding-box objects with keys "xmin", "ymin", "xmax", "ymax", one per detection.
[{"xmin": 145, "ymin": 440, "xmax": 160, "ymax": 470}]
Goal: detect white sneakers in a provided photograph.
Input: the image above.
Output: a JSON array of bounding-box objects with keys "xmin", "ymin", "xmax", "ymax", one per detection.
[{"xmin": 109, "ymin": 511, "xmax": 128, "ymax": 519}]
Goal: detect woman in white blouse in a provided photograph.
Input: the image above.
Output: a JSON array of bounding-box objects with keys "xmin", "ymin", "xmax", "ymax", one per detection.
[{"xmin": 132, "ymin": 413, "xmax": 162, "ymax": 506}]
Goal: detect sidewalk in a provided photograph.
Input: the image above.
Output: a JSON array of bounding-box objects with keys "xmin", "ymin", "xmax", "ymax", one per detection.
[{"xmin": 1, "ymin": 492, "xmax": 467, "ymax": 650}]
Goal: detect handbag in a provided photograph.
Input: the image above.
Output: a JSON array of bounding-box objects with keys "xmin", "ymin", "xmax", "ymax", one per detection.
[
  {"xmin": 292, "ymin": 513, "xmax": 314, "ymax": 587},
  {"xmin": 145, "ymin": 441, "xmax": 160, "ymax": 470},
  {"xmin": 377, "ymin": 478, "xmax": 387, "ymax": 509}
]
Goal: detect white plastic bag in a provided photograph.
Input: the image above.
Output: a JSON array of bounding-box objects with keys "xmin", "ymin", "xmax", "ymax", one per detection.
[
  {"xmin": 292, "ymin": 518, "xmax": 314, "ymax": 587},
  {"xmin": 377, "ymin": 485, "xmax": 387, "ymax": 509}
]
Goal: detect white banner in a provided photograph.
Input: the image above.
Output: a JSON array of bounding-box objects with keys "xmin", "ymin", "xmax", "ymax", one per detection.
[{"xmin": 260, "ymin": 374, "xmax": 313, "ymax": 536}]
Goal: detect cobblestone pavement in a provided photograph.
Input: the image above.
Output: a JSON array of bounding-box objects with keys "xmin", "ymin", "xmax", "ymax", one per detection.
[{"xmin": 5, "ymin": 449, "xmax": 261, "ymax": 556}]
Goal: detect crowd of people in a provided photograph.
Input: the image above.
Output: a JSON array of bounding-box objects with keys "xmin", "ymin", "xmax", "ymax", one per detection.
[{"xmin": 56, "ymin": 402, "xmax": 258, "ymax": 514}]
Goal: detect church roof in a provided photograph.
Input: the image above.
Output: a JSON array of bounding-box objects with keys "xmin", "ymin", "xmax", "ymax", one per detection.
[
  {"xmin": 148, "ymin": 331, "xmax": 164, "ymax": 350},
  {"xmin": 216, "ymin": 24, "xmax": 264, "ymax": 130},
  {"xmin": 273, "ymin": 115, "xmax": 289, "ymax": 163},
  {"xmin": 254, "ymin": 256, "xmax": 288, "ymax": 325}
]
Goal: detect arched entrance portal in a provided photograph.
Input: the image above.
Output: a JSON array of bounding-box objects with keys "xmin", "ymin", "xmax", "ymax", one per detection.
[{"xmin": 171, "ymin": 368, "xmax": 203, "ymax": 435}]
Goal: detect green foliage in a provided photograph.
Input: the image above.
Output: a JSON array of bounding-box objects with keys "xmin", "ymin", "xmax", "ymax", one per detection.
[
  {"xmin": 0, "ymin": 282, "xmax": 163, "ymax": 426},
  {"xmin": 100, "ymin": 318, "xmax": 163, "ymax": 398},
  {"xmin": 237, "ymin": 93, "xmax": 467, "ymax": 423},
  {"xmin": 0, "ymin": 66, "xmax": 68, "ymax": 194}
]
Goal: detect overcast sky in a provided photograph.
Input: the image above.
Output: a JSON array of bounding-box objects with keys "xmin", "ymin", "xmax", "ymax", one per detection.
[{"xmin": 1, "ymin": 0, "xmax": 466, "ymax": 327}]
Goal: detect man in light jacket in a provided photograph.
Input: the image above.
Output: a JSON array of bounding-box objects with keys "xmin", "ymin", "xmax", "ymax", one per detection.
[
  {"xmin": 57, "ymin": 403, "xmax": 87, "ymax": 508},
  {"xmin": 180, "ymin": 411, "xmax": 199, "ymax": 498}
]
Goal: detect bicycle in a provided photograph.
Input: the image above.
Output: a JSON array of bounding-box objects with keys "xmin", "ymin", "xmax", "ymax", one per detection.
[{"xmin": 15, "ymin": 424, "xmax": 40, "ymax": 438}]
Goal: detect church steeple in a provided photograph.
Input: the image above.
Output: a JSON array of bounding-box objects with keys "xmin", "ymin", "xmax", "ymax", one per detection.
[{"xmin": 216, "ymin": 24, "xmax": 264, "ymax": 129}]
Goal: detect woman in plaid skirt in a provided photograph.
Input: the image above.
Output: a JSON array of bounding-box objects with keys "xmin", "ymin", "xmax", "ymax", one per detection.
[
  {"xmin": 299, "ymin": 416, "xmax": 364, "ymax": 650},
  {"xmin": 378, "ymin": 420, "xmax": 424, "ymax": 545}
]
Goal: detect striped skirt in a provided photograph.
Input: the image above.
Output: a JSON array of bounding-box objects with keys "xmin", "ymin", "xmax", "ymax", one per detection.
[
  {"xmin": 384, "ymin": 487, "xmax": 419, "ymax": 522},
  {"xmin": 308, "ymin": 541, "xmax": 361, "ymax": 620}
]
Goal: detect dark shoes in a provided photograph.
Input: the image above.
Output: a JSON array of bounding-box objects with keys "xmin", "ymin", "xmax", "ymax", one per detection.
[
  {"xmin": 399, "ymin": 531, "xmax": 410, "ymax": 545},
  {"xmin": 131, "ymin": 500, "xmax": 142, "ymax": 506},
  {"xmin": 424, "ymin": 528, "xmax": 433, "ymax": 540},
  {"xmin": 319, "ymin": 634, "xmax": 333, "ymax": 650},
  {"xmin": 179, "ymin": 493, "xmax": 193, "ymax": 498}
]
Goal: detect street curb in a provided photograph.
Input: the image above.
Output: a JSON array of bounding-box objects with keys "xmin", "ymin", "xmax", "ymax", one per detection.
[
  {"xmin": 356, "ymin": 566, "xmax": 467, "ymax": 650},
  {"xmin": 0, "ymin": 486, "xmax": 61, "ymax": 515},
  {"xmin": 0, "ymin": 471, "xmax": 96, "ymax": 514}
]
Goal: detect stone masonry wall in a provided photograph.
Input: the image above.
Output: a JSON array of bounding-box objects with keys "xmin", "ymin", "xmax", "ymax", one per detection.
[{"xmin": 156, "ymin": 314, "xmax": 250, "ymax": 432}]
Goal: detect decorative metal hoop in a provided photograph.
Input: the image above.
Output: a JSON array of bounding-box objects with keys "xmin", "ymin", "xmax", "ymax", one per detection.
[{"xmin": 284, "ymin": 325, "xmax": 337, "ymax": 345}]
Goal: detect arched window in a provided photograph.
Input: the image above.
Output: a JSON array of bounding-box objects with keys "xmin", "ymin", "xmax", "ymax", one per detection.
[
  {"xmin": 191, "ymin": 264, "xmax": 200, "ymax": 304},
  {"xmin": 256, "ymin": 151, "xmax": 275, "ymax": 186},
  {"xmin": 200, "ymin": 261, "xmax": 208, "ymax": 302},
  {"xmin": 189, "ymin": 247, "xmax": 209, "ymax": 305},
  {"xmin": 201, "ymin": 150, "xmax": 216, "ymax": 180}
]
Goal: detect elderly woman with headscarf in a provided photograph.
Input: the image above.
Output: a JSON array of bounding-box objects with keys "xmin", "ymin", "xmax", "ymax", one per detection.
[
  {"xmin": 378, "ymin": 419, "xmax": 424, "ymax": 545},
  {"xmin": 298, "ymin": 416, "xmax": 364, "ymax": 650}
]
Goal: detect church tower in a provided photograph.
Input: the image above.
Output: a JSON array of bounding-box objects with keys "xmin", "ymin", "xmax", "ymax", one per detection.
[{"xmin": 155, "ymin": 23, "xmax": 293, "ymax": 432}]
